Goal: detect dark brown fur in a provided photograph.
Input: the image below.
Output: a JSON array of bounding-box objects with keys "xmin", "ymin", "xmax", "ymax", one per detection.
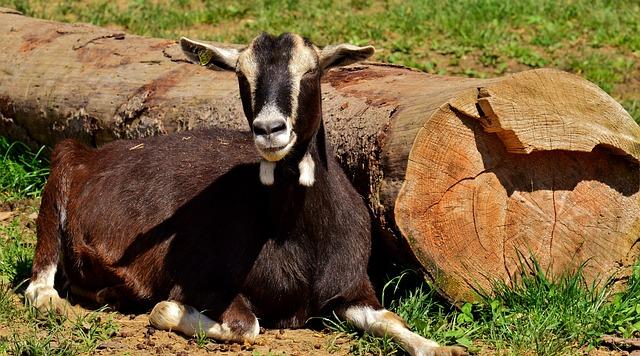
[{"xmin": 32, "ymin": 127, "xmax": 380, "ymax": 328}]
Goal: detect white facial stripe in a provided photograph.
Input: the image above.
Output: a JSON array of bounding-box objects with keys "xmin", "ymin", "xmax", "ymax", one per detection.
[
  {"xmin": 288, "ymin": 36, "xmax": 318, "ymax": 125},
  {"xmin": 237, "ymin": 45, "xmax": 259, "ymax": 111}
]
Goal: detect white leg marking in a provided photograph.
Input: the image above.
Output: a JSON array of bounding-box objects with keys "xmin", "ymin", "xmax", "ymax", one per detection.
[
  {"xmin": 298, "ymin": 152, "xmax": 315, "ymax": 187},
  {"xmin": 259, "ymin": 160, "xmax": 276, "ymax": 186},
  {"xmin": 345, "ymin": 306, "xmax": 448, "ymax": 356},
  {"xmin": 25, "ymin": 264, "xmax": 69, "ymax": 312},
  {"xmin": 149, "ymin": 300, "xmax": 259, "ymax": 342}
]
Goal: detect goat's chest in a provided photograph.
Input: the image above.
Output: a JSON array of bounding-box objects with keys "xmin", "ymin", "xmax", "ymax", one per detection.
[{"xmin": 243, "ymin": 236, "xmax": 315, "ymax": 326}]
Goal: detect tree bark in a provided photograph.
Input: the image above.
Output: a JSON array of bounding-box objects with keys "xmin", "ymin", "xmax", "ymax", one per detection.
[{"xmin": 1, "ymin": 8, "xmax": 639, "ymax": 302}]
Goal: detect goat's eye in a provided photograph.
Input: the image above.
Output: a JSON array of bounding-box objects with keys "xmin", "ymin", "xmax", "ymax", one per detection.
[{"xmin": 303, "ymin": 68, "xmax": 318, "ymax": 77}]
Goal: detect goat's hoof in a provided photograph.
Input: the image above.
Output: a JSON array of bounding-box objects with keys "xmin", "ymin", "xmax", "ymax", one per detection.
[
  {"xmin": 237, "ymin": 317, "xmax": 260, "ymax": 342},
  {"xmin": 433, "ymin": 346, "xmax": 469, "ymax": 356},
  {"xmin": 40, "ymin": 297, "xmax": 72, "ymax": 316},
  {"xmin": 149, "ymin": 300, "xmax": 185, "ymax": 330},
  {"xmin": 25, "ymin": 286, "xmax": 72, "ymax": 316}
]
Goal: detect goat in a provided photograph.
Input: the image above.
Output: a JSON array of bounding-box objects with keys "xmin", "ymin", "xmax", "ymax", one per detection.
[{"xmin": 25, "ymin": 33, "xmax": 466, "ymax": 356}]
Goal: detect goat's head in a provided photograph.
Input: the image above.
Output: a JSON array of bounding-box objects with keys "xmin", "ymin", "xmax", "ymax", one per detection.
[{"xmin": 180, "ymin": 33, "xmax": 374, "ymax": 186}]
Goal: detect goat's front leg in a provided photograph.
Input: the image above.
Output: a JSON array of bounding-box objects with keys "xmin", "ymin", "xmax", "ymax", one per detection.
[
  {"xmin": 339, "ymin": 305, "xmax": 467, "ymax": 356},
  {"xmin": 149, "ymin": 295, "xmax": 259, "ymax": 343}
]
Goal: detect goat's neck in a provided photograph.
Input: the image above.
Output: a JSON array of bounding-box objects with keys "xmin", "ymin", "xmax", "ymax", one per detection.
[
  {"xmin": 262, "ymin": 120, "xmax": 338, "ymax": 242},
  {"xmin": 272, "ymin": 120, "xmax": 329, "ymax": 187}
]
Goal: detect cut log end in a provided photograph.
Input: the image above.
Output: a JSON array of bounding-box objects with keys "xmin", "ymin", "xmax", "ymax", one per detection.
[{"xmin": 396, "ymin": 70, "xmax": 640, "ymax": 302}]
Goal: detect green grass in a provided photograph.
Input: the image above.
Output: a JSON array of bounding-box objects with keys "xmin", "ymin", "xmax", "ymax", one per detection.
[
  {"xmin": 622, "ymin": 100, "xmax": 640, "ymax": 124},
  {"xmin": 0, "ymin": 216, "xmax": 119, "ymax": 355},
  {"xmin": 0, "ymin": 217, "xmax": 35, "ymax": 286},
  {"xmin": 0, "ymin": 0, "xmax": 638, "ymax": 123},
  {"xmin": 0, "ymin": 136, "xmax": 49, "ymax": 201},
  {"xmin": 327, "ymin": 261, "xmax": 640, "ymax": 355},
  {"xmin": 0, "ymin": 285, "xmax": 119, "ymax": 355},
  {"xmin": 476, "ymin": 260, "xmax": 640, "ymax": 354}
]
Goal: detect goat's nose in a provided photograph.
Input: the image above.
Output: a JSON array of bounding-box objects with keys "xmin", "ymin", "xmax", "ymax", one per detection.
[{"xmin": 253, "ymin": 120, "xmax": 287, "ymax": 136}]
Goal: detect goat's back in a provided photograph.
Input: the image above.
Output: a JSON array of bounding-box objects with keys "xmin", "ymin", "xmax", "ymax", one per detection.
[{"xmin": 43, "ymin": 129, "xmax": 266, "ymax": 309}]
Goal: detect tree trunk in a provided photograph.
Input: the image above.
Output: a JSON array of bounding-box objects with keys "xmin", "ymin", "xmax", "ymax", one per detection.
[{"xmin": 1, "ymin": 8, "xmax": 638, "ymax": 302}]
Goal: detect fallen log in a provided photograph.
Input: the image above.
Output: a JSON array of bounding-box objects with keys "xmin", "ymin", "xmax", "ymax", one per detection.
[{"xmin": 1, "ymin": 8, "xmax": 638, "ymax": 302}]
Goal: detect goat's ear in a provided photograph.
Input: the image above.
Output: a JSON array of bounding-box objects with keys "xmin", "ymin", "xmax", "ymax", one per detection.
[
  {"xmin": 319, "ymin": 44, "xmax": 375, "ymax": 70},
  {"xmin": 180, "ymin": 37, "xmax": 239, "ymax": 71}
]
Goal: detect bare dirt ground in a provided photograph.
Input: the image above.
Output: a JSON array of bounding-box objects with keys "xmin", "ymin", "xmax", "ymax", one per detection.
[
  {"xmin": 0, "ymin": 297, "xmax": 354, "ymax": 356},
  {"xmin": 92, "ymin": 313, "xmax": 352, "ymax": 356}
]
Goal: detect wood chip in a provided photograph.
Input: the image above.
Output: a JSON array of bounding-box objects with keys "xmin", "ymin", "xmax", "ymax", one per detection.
[
  {"xmin": 602, "ymin": 335, "xmax": 640, "ymax": 350},
  {"xmin": 0, "ymin": 211, "xmax": 14, "ymax": 221}
]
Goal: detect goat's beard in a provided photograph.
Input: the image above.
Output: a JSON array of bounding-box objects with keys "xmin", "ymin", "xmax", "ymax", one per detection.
[{"xmin": 254, "ymin": 132, "xmax": 297, "ymax": 162}]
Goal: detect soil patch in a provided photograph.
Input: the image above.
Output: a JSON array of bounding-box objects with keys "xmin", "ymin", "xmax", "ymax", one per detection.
[{"xmin": 93, "ymin": 312, "xmax": 353, "ymax": 356}]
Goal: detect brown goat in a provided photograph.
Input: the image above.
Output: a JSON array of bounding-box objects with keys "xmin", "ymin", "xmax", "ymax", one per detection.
[{"xmin": 26, "ymin": 33, "xmax": 466, "ymax": 356}]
